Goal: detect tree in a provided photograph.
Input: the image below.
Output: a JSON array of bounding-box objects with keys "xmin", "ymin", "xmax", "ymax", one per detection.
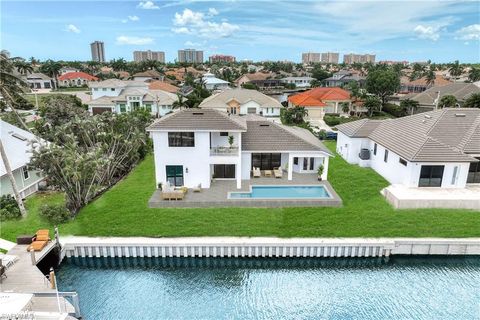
[
  {"xmin": 30, "ymin": 111, "xmax": 151, "ymax": 213},
  {"xmin": 172, "ymin": 94, "xmax": 186, "ymax": 110},
  {"xmin": 14, "ymin": 60, "xmax": 33, "ymax": 75},
  {"xmin": 341, "ymin": 102, "xmax": 350, "ymax": 114},
  {"xmin": 281, "ymin": 107, "xmax": 308, "ymax": 125},
  {"xmin": 425, "ymin": 69, "xmax": 436, "ymax": 87},
  {"xmin": 0, "ymin": 140, "xmax": 27, "ymax": 216},
  {"xmin": 363, "ymin": 96, "xmax": 382, "ymax": 117},
  {"xmin": 468, "ymin": 67, "xmax": 480, "ymax": 83},
  {"xmin": 311, "ymin": 65, "xmax": 331, "ymax": 81},
  {"xmin": 438, "ymin": 95, "xmax": 457, "ymax": 108},
  {"xmin": 39, "ymin": 59, "xmax": 62, "ymax": 87},
  {"xmin": 366, "ymin": 69, "xmax": 400, "ymax": 108},
  {"xmin": 449, "ymin": 60, "xmax": 464, "ymax": 81},
  {"xmin": 463, "ymin": 93, "xmax": 480, "ymax": 108},
  {"xmin": 309, "ymin": 79, "xmax": 322, "ymax": 88},
  {"xmin": 110, "ymin": 58, "xmax": 128, "ymax": 71},
  {"xmin": 400, "ymin": 99, "xmax": 419, "ymax": 115}
]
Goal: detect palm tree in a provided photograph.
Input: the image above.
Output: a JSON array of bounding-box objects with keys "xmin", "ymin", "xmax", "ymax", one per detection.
[
  {"xmin": 15, "ymin": 60, "xmax": 33, "ymax": 75},
  {"xmin": 438, "ymin": 95, "xmax": 457, "ymax": 108},
  {"xmin": 364, "ymin": 96, "xmax": 381, "ymax": 117},
  {"xmin": 449, "ymin": 60, "xmax": 464, "ymax": 81},
  {"xmin": 468, "ymin": 67, "xmax": 480, "ymax": 82},
  {"xmin": 172, "ymin": 94, "xmax": 186, "ymax": 110},
  {"xmin": 463, "ymin": 93, "xmax": 480, "ymax": 108},
  {"xmin": 291, "ymin": 107, "xmax": 308, "ymax": 124},
  {"xmin": 341, "ymin": 102, "xmax": 350, "ymax": 114},
  {"xmin": 39, "ymin": 59, "xmax": 62, "ymax": 88},
  {"xmin": 400, "ymin": 99, "xmax": 419, "ymax": 115},
  {"xmin": 425, "ymin": 69, "xmax": 436, "ymax": 87},
  {"xmin": 110, "ymin": 58, "xmax": 128, "ymax": 71}
]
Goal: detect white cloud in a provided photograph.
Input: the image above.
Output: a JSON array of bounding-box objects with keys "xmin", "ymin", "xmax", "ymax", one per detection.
[
  {"xmin": 184, "ymin": 40, "xmax": 204, "ymax": 47},
  {"xmin": 208, "ymin": 8, "xmax": 219, "ymax": 16},
  {"xmin": 172, "ymin": 8, "xmax": 239, "ymax": 39},
  {"xmin": 414, "ymin": 25, "xmax": 441, "ymax": 41},
  {"xmin": 137, "ymin": 1, "xmax": 159, "ymax": 10},
  {"xmin": 65, "ymin": 24, "xmax": 80, "ymax": 34},
  {"xmin": 128, "ymin": 15, "xmax": 140, "ymax": 21},
  {"xmin": 455, "ymin": 24, "xmax": 480, "ymax": 41},
  {"xmin": 116, "ymin": 35, "xmax": 154, "ymax": 45}
]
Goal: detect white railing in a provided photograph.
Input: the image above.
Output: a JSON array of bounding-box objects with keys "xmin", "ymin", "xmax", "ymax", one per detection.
[{"xmin": 210, "ymin": 146, "xmax": 239, "ymax": 156}]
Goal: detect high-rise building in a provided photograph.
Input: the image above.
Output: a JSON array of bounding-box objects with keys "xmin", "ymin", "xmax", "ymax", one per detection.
[
  {"xmin": 90, "ymin": 41, "xmax": 105, "ymax": 62},
  {"xmin": 343, "ymin": 53, "xmax": 376, "ymax": 64},
  {"xmin": 209, "ymin": 55, "xmax": 236, "ymax": 63},
  {"xmin": 133, "ymin": 50, "xmax": 165, "ymax": 63},
  {"xmin": 321, "ymin": 52, "xmax": 339, "ymax": 64},
  {"xmin": 177, "ymin": 49, "xmax": 204, "ymax": 63},
  {"xmin": 302, "ymin": 52, "xmax": 321, "ymax": 64}
]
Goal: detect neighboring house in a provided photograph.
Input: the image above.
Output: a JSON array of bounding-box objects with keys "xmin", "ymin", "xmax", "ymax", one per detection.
[
  {"xmin": 132, "ymin": 70, "xmax": 163, "ymax": 82},
  {"xmin": 0, "ymin": 120, "xmax": 45, "ymax": 198},
  {"xmin": 200, "ymin": 72, "xmax": 230, "ymax": 91},
  {"xmin": 281, "ymin": 76, "xmax": 315, "ymax": 88},
  {"xmin": 324, "ymin": 70, "xmax": 366, "ymax": 88},
  {"xmin": 165, "ymin": 67, "xmax": 204, "ymax": 81},
  {"xmin": 148, "ymin": 81, "xmax": 179, "ymax": 93},
  {"xmin": 26, "ymin": 73, "xmax": 56, "ymax": 90},
  {"xmin": 59, "ymin": 67, "xmax": 80, "ymax": 75},
  {"xmin": 336, "ymin": 108, "xmax": 480, "ymax": 189},
  {"xmin": 58, "ymin": 72, "xmax": 98, "ymax": 87},
  {"xmin": 198, "ymin": 89, "xmax": 283, "ymax": 117},
  {"xmin": 402, "ymin": 83, "xmax": 480, "ymax": 112},
  {"xmin": 399, "ymin": 75, "xmax": 451, "ymax": 94},
  {"xmin": 87, "ymin": 79, "xmax": 179, "ymax": 116},
  {"xmin": 147, "ymin": 109, "xmax": 332, "ymax": 189},
  {"xmin": 288, "ymin": 87, "xmax": 352, "ymax": 120},
  {"xmin": 235, "ymin": 72, "xmax": 273, "ymax": 87}
]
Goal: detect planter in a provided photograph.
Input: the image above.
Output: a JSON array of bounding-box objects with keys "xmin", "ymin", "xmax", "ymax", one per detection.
[{"xmin": 317, "ymin": 175, "xmax": 322, "ymax": 181}]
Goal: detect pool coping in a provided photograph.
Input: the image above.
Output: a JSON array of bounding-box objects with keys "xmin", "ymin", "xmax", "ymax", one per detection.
[{"xmin": 227, "ymin": 184, "xmax": 334, "ymax": 200}]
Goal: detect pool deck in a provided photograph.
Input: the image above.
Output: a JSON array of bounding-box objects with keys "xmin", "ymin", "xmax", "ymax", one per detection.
[{"xmin": 149, "ymin": 173, "xmax": 342, "ymax": 208}]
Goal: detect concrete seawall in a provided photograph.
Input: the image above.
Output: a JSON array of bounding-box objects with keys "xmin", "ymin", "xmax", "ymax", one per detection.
[{"xmin": 61, "ymin": 237, "xmax": 480, "ymax": 259}]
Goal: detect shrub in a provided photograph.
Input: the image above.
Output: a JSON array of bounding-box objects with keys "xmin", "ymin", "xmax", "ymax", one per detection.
[
  {"xmin": 39, "ymin": 204, "xmax": 71, "ymax": 224},
  {"xmin": 323, "ymin": 115, "xmax": 341, "ymax": 126},
  {"xmin": 0, "ymin": 195, "xmax": 21, "ymax": 221},
  {"xmin": 382, "ymin": 103, "xmax": 405, "ymax": 117}
]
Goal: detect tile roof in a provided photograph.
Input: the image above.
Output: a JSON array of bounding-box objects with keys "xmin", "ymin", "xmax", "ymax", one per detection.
[
  {"xmin": 132, "ymin": 70, "xmax": 162, "ymax": 78},
  {"xmin": 147, "ymin": 109, "xmax": 247, "ymax": 132},
  {"xmin": 335, "ymin": 119, "xmax": 382, "ymax": 138},
  {"xmin": 236, "ymin": 72, "xmax": 273, "ymax": 82},
  {"xmin": 199, "ymin": 89, "xmax": 282, "ymax": 109},
  {"xmin": 337, "ymin": 108, "xmax": 480, "ymax": 162},
  {"xmin": 148, "ymin": 80, "xmax": 179, "ymax": 93},
  {"xmin": 401, "ymin": 75, "xmax": 451, "ymax": 87},
  {"xmin": 403, "ymin": 83, "xmax": 480, "ymax": 105},
  {"xmin": 58, "ymin": 72, "xmax": 98, "ymax": 81},
  {"xmin": 242, "ymin": 120, "xmax": 332, "ymax": 154},
  {"xmin": 288, "ymin": 87, "xmax": 351, "ymax": 107},
  {"xmin": 26, "ymin": 73, "xmax": 52, "ymax": 80}
]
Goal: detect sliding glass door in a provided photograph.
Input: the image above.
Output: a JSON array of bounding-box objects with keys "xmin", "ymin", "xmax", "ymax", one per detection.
[
  {"xmin": 213, "ymin": 164, "xmax": 236, "ymax": 178},
  {"xmin": 251, "ymin": 153, "xmax": 281, "ymax": 170},
  {"xmin": 419, "ymin": 165, "xmax": 444, "ymax": 187},
  {"xmin": 467, "ymin": 158, "xmax": 480, "ymax": 184}
]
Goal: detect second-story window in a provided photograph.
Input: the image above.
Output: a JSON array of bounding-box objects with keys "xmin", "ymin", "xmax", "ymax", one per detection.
[
  {"xmin": 220, "ymin": 132, "xmax": 228, "ymax": 136},
  {"xmin": 168, "ymin": 132, "xmax": 195, "ymax": 147}
]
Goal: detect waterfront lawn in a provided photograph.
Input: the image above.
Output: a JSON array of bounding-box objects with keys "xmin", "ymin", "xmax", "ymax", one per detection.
[{"xmin": 1, "ymin": 142, "xmax": 479, "ymax": 241}]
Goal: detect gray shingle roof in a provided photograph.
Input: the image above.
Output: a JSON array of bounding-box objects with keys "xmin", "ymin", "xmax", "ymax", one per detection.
[
  {"xmin": 198, "ymin": 89, "xmax": 282, "ymax": 109},
  {"xmin": 336, "ymin": 119, "xmax": 382, "ymax": 138},
  {"xmin": 147, "ymin": 109, "xmax": 247, "ymax": 131},
  {"xmin": 340, "ymin": 108, "xmax": 480, "ymax": 163},
  {"xmin": 404, "ymin": 83, "xmax": 480, "ymax": 106},
  {"xmin": 242, "ymin": 120, "xmax": 332, "ymax": 154}
]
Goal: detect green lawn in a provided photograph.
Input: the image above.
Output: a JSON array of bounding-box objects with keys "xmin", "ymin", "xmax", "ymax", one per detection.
[{"xmin": 1, "ymin": 142, "xmax": 479, "ymax": 241}]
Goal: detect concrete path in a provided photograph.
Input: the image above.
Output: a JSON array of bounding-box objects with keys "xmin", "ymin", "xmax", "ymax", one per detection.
[{"xmin": 0, "ymin": 238, "xmax": 16, "ymax": 251}]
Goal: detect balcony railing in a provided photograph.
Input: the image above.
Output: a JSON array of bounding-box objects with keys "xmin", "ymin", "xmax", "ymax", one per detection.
[{"xmin": 210, "ymin": 146, "xmax": 239, "ymax": 156}]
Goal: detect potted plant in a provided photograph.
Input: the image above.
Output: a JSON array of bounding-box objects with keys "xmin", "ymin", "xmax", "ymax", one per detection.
[
  {"xmin": 317, "ymin": 165, "xmax": 324, "ymax": 181},
  {"xmin": 228, "ymin": 135, "xmax": 234, "ymax": 148}
]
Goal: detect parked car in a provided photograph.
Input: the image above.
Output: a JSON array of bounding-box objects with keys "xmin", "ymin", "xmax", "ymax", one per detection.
[{"xmin": 318, "ymin": 130, "xmax": 337, "ymax": 140}]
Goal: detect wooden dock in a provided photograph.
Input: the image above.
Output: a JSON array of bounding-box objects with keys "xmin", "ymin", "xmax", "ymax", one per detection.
[{"xmin": 1, "ymin": 243, "xmax": 76, "ymax": 316}]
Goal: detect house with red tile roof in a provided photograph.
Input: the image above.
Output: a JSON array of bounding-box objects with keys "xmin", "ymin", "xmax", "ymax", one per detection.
[
  {"xmin": 58, "ymin": 71, "xmax": 99, "ymax": 87},
  {"xmin": 287, "ymin": 87, "xmax": 352, "ymax": 120}
]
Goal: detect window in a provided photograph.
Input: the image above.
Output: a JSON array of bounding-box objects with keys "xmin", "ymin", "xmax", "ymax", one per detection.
[
  {"xmin": 102, "ymin": 88, "xmax": 107, "ymax": 91},
  {"xmin": 373, "ymin": 143, "xmax": 377, "ymax": 156},
  {"xmin": 111, "ymin": 88, "xmax": 115, "ymax": 91},
  {"xmin": 467, "ymin": 158, "xmax": 480, "ymax": 184},
  {"xmin": 293, "ymin": 157, "xmax": 298, "ymax": 165},
  {"xmin": 166, "ymin": 165, "xmax": 183, "ymax": 186},
  {"xmin": 220, "ymin": 132, "xmax": 228, "ymax": 137},
  {"xmin": 399, "ymin": 158, "xmax": 407, "ymax": 166},
  {"xmin": 144, "ymin": 104, "xmax": 152, "ymax": 112},
  {"xmin": 419, "ymin": 165, "xmax": 445, "ymax": 187},
  {"xmin": 168, "ymin": 132, "xmax": 195, "ymax": 147},
  {"xmin": 22, "ymin": 167, "xmax": 29, "ymax": 180},
  {"xmin": 213, "ymin": 164, "xmax": 236, "ymax": 178},
  {"xmin": 94, "ymin": 88, "xmax": 99, "ymax": 91},
  {"xmin": 383, "ymin": 150, "xmax": 389, "ymax": 162},
  {"xmin": 303, "ymin": 157, "xmax": 308, "ymax": 170},
  {"xmin": 119, "ymin": 104, "xmax": 126, "ymax": 113},
  {"xmin": 309, "ymin": 157, "xmax": 314, "ymax": 170},
  {"xmin": 251, "ymin": 153, "xmax": 281, "ymax": 170}
]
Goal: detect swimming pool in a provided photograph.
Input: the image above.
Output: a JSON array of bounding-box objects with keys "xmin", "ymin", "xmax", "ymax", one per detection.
[
  {"xmin": 57, "ymin": 256, "xmax": 480, "ymax": 320},
  {"xmin": 228, "ymin": 185, "xmax": 331, "ymax": 199}
]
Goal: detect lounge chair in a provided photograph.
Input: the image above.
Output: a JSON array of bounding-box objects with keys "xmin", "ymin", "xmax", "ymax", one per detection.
[
  {"xmin": 253, "ymin": 167, "xmax": 261, "ymax": 178},
  {"xmin": 27, "ymin": 240, "xmax": 48, "ymax": 252},
  {"xmin": 193, "ymin": 183, "xmax": 202, "ymax": 192},
  {"xmin": 26, "ymin": 229, "xmax": 51, "ymax": 252},
  {"xmin": 273, "ymin": 167, "xmax": 283, "ymax": 178}
]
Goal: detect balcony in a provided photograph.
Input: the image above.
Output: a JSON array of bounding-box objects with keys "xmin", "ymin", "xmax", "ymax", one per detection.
[{"xmin": 210, "ymin": 146, "xmax": 239, "ymax": 156}]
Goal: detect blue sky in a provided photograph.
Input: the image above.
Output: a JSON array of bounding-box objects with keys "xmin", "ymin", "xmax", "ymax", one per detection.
[{"xmin": 2, "ymin": 0, "xmax": 479, "ymax": 63}]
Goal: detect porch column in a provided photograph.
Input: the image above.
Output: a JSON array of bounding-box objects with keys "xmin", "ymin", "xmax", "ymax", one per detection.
[
  {"xmin": 236, "ymin": 163, "xmax": 241, "ymax": 189},
  {"xmin": 321, "ymin": 156, "xmax": 329, "ymax": 180},
  {"xmin": 288, "ymin": 154, "xmax": 293, "ymax": 181}
]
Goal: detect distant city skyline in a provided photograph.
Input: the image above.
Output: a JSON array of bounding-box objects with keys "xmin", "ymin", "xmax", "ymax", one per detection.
[{"xmin": 2, "ymin": 1, "xmax": 479, "ymax": 63}]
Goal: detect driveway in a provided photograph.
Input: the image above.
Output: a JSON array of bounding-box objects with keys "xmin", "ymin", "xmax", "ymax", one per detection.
[{"xmin": 309, "ymin": 119, "xmax": 332, "ymax": 132}]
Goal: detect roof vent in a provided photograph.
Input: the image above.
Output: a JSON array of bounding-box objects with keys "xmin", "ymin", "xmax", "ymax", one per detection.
[
  {"xmin": 259, "ymin": 124, "xmax": 270, "ymax": 127},
  {"xmin": 11, "ymin": 133, "xmax": 27, "ymax": 141},
  {"xmin": 424, "ymin": 115, "xmax": 432, "ymax": 119},
  {"xmin": 192, "ymin": 112, "xmax": 204, "ymax": 115},
  {"xmin": 455, "ymin": 113, "xmax": 466, "ymax": 117}
]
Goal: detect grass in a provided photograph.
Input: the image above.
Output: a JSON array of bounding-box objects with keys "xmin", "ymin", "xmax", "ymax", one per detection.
[{"xmin": 1, "ymin": 142, "xmax": 479, "ymax": 241}]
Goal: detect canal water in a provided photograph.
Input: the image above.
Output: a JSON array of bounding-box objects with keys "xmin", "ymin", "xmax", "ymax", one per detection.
[{"xmin": 57, "ymin": 256, "xmax": 480, "ymax": 320}]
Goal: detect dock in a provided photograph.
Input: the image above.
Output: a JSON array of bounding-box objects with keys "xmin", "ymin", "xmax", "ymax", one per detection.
[{"xmin": 1, "ymin": 242, "xmax": 78, "ymax": 318}]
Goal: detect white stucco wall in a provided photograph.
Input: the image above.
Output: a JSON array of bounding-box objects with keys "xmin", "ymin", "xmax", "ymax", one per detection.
[
  {"xmin": 92, "ymin": 87, "xmax": 123, "ymax": 99},
  {"xmin": 241, "ymin": 152, "xmax": 252, "ymax": 179},
  {"xmin": 336, "ymin": 132, "xmax": 370, "ymax": 165}
]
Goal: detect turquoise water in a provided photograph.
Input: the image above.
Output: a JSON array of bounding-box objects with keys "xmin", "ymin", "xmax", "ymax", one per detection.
[
  {"xmin": 229, "ymin": 185, "xmax": 331, "ymax": 199},
  {"xmin": 57, "ymin": 256, "xmax": 480, "ymax": 320}
]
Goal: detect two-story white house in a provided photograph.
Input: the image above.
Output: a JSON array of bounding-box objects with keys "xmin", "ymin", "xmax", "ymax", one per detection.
[
  {"xmin": 281, "ymin": 76, "xmax": 315, "ymax": 88},
  {"xmin": 336, "ymin": 108, "xmax": 480, "ymax": 209},
  {"xmin": 87, "ymin": 79, "xmax": 179, "ymax": 116},
  {"xmin": 147, "ymin": 109, "xmax": 332, "ymax": 190},
  {"xmin": 198, "ymin": 89, "xmax": 283, "ymax": 117}
]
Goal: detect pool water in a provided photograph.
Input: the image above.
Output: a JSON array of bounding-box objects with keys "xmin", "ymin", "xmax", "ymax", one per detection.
[
  {"xmin": 57, "ymin": 256, "xmax": 480, "ymax": 320},
  {"xmin": 229, "ymin": 185, "xmax": 331, "ymax": 199}
]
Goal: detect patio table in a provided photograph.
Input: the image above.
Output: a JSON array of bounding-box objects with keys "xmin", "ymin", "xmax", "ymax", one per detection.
[{"xmin": 264, "ymin": 170, "xmax": 273, "ymax": 177}]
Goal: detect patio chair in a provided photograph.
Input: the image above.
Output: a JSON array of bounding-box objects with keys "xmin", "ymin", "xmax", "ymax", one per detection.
[
  {"xmin": 27, "ymin": 240, "xmax": 48, "ymax": 252},
  {"xmin": 193, "ymin": 183, "xmax": 202, "ymax": 192},
  {"xmin": 161, "ymin": 191, "xmax": 185, "ymax": 200},
  {"xmin": 273, "ymin": 167, "xmax": 283, "ymax": 178},
  {"xmin": 253, "ymin": 167, "xmax": 261, "ymax": 178}
]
